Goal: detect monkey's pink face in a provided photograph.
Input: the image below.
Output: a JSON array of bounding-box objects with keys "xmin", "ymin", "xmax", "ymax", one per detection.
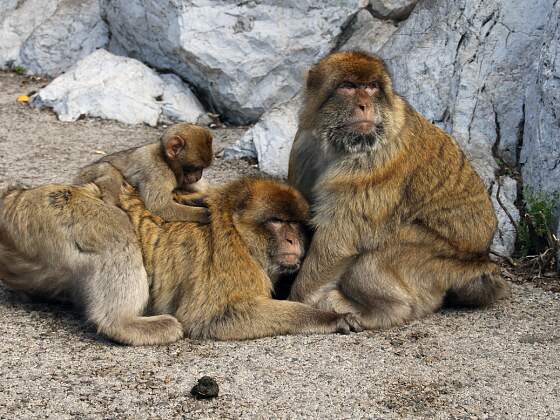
[
  {"xmin": 336, "ymin": 81, "xmax": 384, "ymax": 135},
  {"xmin": 266, "ymin": 220, "xmax": 306, "ymax": 273}
]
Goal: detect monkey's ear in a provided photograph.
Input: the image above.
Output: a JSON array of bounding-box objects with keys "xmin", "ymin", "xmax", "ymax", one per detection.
[{"xmin": 165, "ymin": 136, "xmax": 185, "ymax": 160}]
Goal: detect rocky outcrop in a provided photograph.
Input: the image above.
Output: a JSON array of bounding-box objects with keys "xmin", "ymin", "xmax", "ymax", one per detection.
[
  {"xmin": 4, "ymin": 0, "xmax": 560, "ymax": 257},
  {"xmin": 521, "ymin": 1, "xmax": 560, "ymax": 196},
  {"xmin": 32, "ymin": 49, "xmax": 206, "ymax": 126},
  {"xmin": 101, "ymin": 0, "xmax": 367, "ymax": 124},
  {"xmin": 0, "ymin": 0, "xmax": 108, "ymax": 76}
]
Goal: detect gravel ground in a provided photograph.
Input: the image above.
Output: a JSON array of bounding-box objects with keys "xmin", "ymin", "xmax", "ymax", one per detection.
[{"xmin": 1, "ymin": 71, "xmax": 559, "ymax": 419}]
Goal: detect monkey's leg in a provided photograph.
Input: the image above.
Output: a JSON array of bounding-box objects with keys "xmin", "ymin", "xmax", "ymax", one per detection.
[
  {"xmin": 336, "ymin": 252, "xmax": 418, "ymax": 330},
  {"xmin": 445, "ymin": 271, "xmax": 510, "ymax": 308},
  {"xmin": 155, "ymin": 201, "xmax": 210, "ymax": 224},
  {"xmin": 75, "ymin": 162, "xmax": 124, "ymax": 206},
  {"xmin": 206, "ymin": 298, "xmax": 363, "ymax": 340},
  {"xmin": 85, "ymin": 250, "xmax": 183, "ymax": 346}
]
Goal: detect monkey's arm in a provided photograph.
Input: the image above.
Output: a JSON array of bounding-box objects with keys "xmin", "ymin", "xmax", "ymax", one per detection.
[
  {"xmin": 140, "ymin": 182, "xmax": 210, "ymax": 224},
  {"xmin": 207, "ymin": 298, "xmax": 362, "ymax": 340},
  {"xmin": 289, "ymin": 225, "xmax": 358, "ymax": 304}
]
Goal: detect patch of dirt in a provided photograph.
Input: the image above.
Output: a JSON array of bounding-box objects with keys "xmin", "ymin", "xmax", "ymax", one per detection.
[{"xmin": 1, "ymin": 71, "xmax": 560, "ymax": 419}]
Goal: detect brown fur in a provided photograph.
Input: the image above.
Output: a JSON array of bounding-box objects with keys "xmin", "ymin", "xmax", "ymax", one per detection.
[
  {"xmin": 119, "ymin": 177, "xmax": 361, "ymax": 340},
  {"xmin": 288, "ymin": 51, "xmax": 510, "ymax": 330},
  {"xmin": 75, "ymin": 123, "xmax": 212, "ymax": 222},
  {"xmin": 0, "ymin": 178, "xmax": 361, "ymax": 345}
]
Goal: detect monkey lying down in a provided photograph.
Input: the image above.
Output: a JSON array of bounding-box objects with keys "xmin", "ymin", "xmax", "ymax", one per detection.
[{"xmin": 0, "ymin": 177, "xmax": 361, "ymax": 345}]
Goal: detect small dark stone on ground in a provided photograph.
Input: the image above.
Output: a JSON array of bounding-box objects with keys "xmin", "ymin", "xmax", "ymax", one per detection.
[{"xmin": 191, "ymin": 376, "xmax": 219, "ymax": 399}]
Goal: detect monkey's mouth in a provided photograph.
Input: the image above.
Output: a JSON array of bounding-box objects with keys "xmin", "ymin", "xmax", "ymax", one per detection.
[
  {"xmin": 346, "ymin": 120, "xmax": 377, "ymax": 134},
  {"xmin": 277, "ymin": 253, "xmax": 302, "ymax": 271},
  {"xmin": 182, "ymin": 172, "xmax": 203, "ymax": 187}
]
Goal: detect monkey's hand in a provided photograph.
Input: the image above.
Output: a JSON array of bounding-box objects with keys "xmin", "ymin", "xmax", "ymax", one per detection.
[
  {"xmin": 173, "ymin": 191, "xmax": 209, "ymax": 208},
  {"xmin": 336, "ymin": 314, "xmax": 364, "ymax": 334}
]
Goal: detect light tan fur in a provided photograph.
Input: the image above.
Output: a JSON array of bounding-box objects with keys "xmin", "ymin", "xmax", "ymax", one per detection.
[
  {"xmin": 0, "ymin": 178, "xmax": 360, "ymax": 344},
  {"xmin": 75, "ymin": 123, "xmax": 212, "ymax": 223},
  {"xmin": 288, "ymin": 51, "xmax": 510, "ymax": 330},
  {"xmin": 118, "ymin": 178, "xmax": 362, "ymax": 340},
  {"xmin": 0, "ymin": 183, "xmax": 183, "ymax": 345}
]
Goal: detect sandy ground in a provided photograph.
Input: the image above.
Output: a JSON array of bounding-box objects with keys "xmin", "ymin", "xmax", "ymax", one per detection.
[{"xmin": 0, "ymin": 71, "xmax": 559, "ymax": 419}]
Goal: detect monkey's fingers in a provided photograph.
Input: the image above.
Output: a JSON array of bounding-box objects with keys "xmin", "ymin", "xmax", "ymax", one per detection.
[
  {"xmin": 119, "ymin": 181, "xmax": 137, "ymax": 196},
  {"xmin": 174, "ymin": 192, "xmax": 209, "ymax": 208},
  {"xmin": 336, "ymin": 313, "xmax": 364, "ymax": 334}
]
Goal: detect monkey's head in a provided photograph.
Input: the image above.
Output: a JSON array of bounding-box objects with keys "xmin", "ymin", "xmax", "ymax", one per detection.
[
  {"xmin": 161, "ymin": 123, "xmax": 213, "ymax": 188},
  {"xmin": 300, "ymin": 51, "xmax": 397, "ymax": 153},
  {"xmin": 218, "ymin": 178, "xmax": 310, "ymax": 276}
]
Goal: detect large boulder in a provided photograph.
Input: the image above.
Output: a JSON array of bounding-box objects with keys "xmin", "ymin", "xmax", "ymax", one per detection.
[
  {"xmin": 233, "ymin": 98, "xmax": 301, "ymax": 178},
  {"xmin": 521, "ymin": 1, "xmax": 560, "ymax": 197},
  {"xmin": 0, "ymin": 0, "xmax": 108, "ymax": 76},
  {"xmin": 32, "ymin": 49, "xmax": 206, "ymax": 127},
  {"xmin": 101, "ymin": 0, "xmax": 367, "ymax": 124}
]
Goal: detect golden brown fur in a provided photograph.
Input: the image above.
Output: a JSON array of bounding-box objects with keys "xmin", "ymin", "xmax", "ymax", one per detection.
[
  {"xmin": 288, "ymin": 51, "xmax": 510, "ymax": 329},
  {"xmin": 120, "ymin": 177, "xmax": 361, "ymax": 340},
  {"xmin": 76, "ymin": 123, "xmax": 212, "ymax": 222},
  {"xmin": 0, "ymin": 178, "xmax": 360, "ymax": 344}
]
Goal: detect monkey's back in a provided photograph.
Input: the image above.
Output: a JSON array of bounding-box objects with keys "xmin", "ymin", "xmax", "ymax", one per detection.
[{"xmin": 0, "ymin": 183, "xmax": 141, "ymax": 301}]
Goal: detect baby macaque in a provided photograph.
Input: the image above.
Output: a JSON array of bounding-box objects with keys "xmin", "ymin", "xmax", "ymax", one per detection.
[{"xmin": 76, "ymin": 123, "xmax": 213, "ymax": 223}]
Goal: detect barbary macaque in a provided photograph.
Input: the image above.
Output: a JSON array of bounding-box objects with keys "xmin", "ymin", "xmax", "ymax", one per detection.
[
  {"xmin": 76, "ymin": 123, "xmax": 212, "ymax": 223},
  {"xmin": 288, "ymin": 51, "xmax": 510, "ymax": 329},
  {"xmin": 0, "ymin": 178, "xmax": 360, "ymax": 345}
]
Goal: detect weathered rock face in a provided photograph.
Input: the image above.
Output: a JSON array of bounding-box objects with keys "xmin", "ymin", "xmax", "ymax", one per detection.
[
  {"xmin": 238, "ymin": 98, "xmax": 301, "ymax": 177},
  {"xmin": 369, "ymin": 0, "xmax": 418, "ymax": 21},
  {"xmin": 521, "ymin": 2, "xmax": 560, "ymax": 197},
  {"xmin": 4, "ymin": 0, "xmax": 559, "ymax": 257},
  {"xmin": 339, "ymin": 9, "xmax": 398, "ymax": 53},
  {"xmin": 0, "ymin": 0, "xmax": 108, "ymax": 76},
  {"xmin": 32, "ymin": 49, "xmax": 206, "ymax": 126},
  {"xmin": 101, "ymin": 0, "xmax": 366, "ymax": 124}
]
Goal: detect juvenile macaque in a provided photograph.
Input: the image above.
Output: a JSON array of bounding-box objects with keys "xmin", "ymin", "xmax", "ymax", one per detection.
[
  {"xmin": 288, "ymin": 51, "xmax": 510, "ymax": 329},
  {"xmin": 76, "ymin": 123, "xmax": 212, "ymax": 222}
]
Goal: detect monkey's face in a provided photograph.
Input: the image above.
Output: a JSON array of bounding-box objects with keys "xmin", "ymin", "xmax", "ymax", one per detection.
[
  {"xmin": 265, "ymin": 220, "xmax": 306, "ymax": 274},
  {"xmin": 233, "ymin": 179, "xmax": 310, "ymax": 276},
  {"xmin": 317, "ymin": 79, "xmax": 388, "ymax": 153},
  {"xmin": 163, "ymin": 125, "xmax": 213, "ymax": 189},
  {"xmin": 302, "ymin": 51, "xmax": 394, "ymax": 153}
]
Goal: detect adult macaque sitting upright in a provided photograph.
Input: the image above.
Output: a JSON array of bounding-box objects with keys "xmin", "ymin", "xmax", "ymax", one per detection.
[{"xmin": 288, "ymin": 51, "xmax": 510, "ymax": 329}]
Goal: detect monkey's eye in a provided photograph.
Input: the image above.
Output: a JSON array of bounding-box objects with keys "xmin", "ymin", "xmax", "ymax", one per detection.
[
  {"xmin": 182, "ymin": 165, "xmax": 200, "ymax": 173},
  {"xmin": 266, "ymin": 218, "xmax": 284, "ymax": 229},
  {"xmin": 337, "ymin": 81, "xmax": 356, "ymax": 92}
]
